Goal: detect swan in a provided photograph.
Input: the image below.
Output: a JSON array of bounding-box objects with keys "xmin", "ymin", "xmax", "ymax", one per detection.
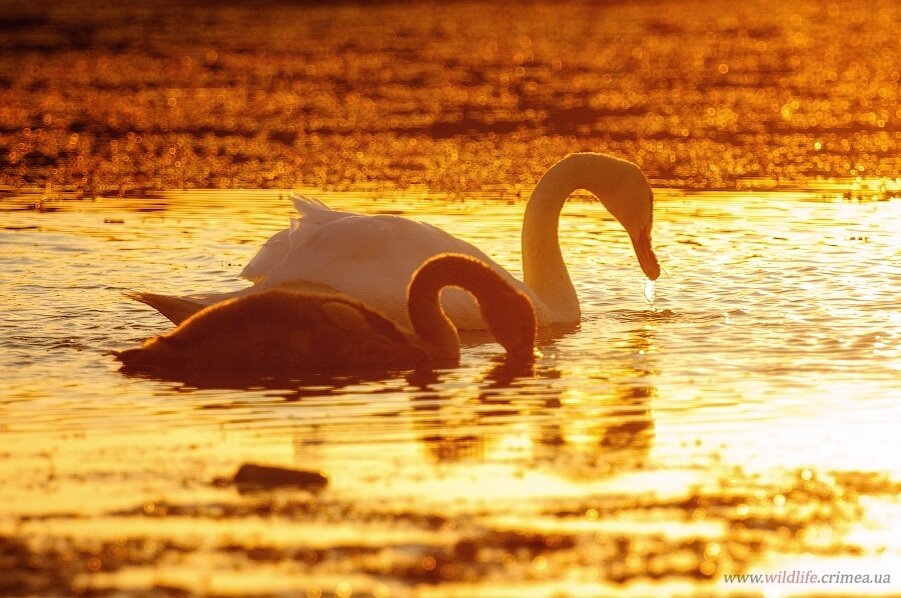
[
  {"xmin": 130, "ymin": 152, "xmax": 660, "ymax": 330},
  {"xmin": 116, "ymin": 254, "xmax": 537, "ymax": 374}
]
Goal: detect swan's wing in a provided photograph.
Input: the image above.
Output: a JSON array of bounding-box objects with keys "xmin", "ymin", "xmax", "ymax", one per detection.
[
  {"xmin": 265, "ymin": 213, "xmax": 480, "ymax": 286},
  {"xmin": 240, "ymin": 194, "xmax": 359, "ymax": 282},
  {"xmin": 291, "ymin": 192, "xmax": 359, "ymax": 221},
  {"xmin": 128, "ymin": 280, "xmax": 344, "ymax": 325},
  {"xmin": 232, "ymin": 191, "xmax": 535, "ymax": 330},
  {"xmin": 119, "ymin": 291, "xmax": 428, "ymax": 374},
  {"xmin": 240, "ymin": 228, "xmax": 291, "ymax": 283},
  {"xmin": 126, "ymin": 292, "xmax": 207, "ymax": 325},
  {"xmin": 252, "ymin": 212, "xmax": 513, "ymax": 325}
]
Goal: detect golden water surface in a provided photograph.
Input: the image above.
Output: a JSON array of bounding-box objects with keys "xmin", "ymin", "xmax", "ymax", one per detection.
[
  {"xmin": 1, "ymin": 189, "xmax": 899, "ymax": 596},
  {"xmin": 2, "ymin": 0, "xmax": 901, "ymax": 594}
]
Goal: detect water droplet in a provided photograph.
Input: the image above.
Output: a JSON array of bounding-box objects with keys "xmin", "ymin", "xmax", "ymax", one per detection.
[{"xmin": 644, "ymin": 279, "xmax": 656, "ymax": 303}]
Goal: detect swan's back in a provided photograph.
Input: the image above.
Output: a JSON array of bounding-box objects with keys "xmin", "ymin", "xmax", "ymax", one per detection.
[
  {"xmin": 238, "ymin": 194, "xmax": 534, "ymax": 330},
  {"xmin": 240, "ymin": 195, "xmax": 353, "ymax": 283},
  {"xmin": 117, "ymin": 290, "xmax": 427, "ymax": 375}
]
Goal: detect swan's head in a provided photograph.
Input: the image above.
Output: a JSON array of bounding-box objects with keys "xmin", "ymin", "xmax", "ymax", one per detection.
[
  {"xmin": 627, "ymin": 187, "xmax": 660, "ymax": 282},
  {"xmin": 579, "ymin": 153, "xmax": 661, "ymax": 281},
  {"xmin": 479, "ymin": 286, "xmax": 538, "ymax": 361}
]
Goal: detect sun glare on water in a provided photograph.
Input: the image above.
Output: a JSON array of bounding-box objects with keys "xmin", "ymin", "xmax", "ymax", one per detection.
[{"xmin": 1, "ymin": 0, "xmax": 900, "ymax": 595}]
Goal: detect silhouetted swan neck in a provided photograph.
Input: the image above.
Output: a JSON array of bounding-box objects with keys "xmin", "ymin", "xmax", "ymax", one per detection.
[{"xmin": 408, "ymin": 254, "xmax": 537, "ymax": 365}]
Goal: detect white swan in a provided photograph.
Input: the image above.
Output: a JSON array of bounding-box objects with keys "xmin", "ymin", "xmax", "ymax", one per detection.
[{"xmin": 131, "ymin": 152, "xmax": 660, "ymax": 330}]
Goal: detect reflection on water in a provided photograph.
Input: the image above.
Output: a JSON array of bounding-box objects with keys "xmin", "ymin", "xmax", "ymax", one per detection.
[
  {"xmin": 2, "ymin": 0, "xmax": 900, "ymax": 193},
  {"xmin": 1, "ymin": 189, "xmax": 900, "ymax": 596}
]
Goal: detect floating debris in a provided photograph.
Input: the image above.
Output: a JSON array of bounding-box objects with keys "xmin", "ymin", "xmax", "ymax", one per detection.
[{"xmin": 229, "ymin": 463, "xmax": 329, "ymax": 490}]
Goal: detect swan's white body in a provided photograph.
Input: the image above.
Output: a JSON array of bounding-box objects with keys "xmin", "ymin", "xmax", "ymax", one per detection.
[
  {"xmin": 237, "ymin": 195, "xmax": 529, "ymax": 330},
  {"xmin": 133, "ymin": 153, "xmax": 660, "ymax": 330}
]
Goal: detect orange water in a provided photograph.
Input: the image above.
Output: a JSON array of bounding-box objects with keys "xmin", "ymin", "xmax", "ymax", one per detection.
[
  {"xmin": 1, "ymin": 189, "xmax": 899, "ymax": 596},
  {"xmin": 2, "ymin": 0, "xmax": 899, "ymax": 192}
]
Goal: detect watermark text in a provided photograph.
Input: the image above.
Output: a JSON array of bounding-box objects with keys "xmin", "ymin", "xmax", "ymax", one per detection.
[{"xmin": 723, "ymin": 570, "xmax": 891, "ymax": 584}]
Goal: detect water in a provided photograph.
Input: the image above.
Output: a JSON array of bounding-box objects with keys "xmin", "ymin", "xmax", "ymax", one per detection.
[
  {"xmin": 3, "ymin": 0, "xmax": 900, "ymax": 193},
  {"xmin": 3, "ymin": 0, "xmax": 900, "ymax": 592},
  {"xmin": 1, "ymin": 189, "xmax": 899, "ymax": 596}
]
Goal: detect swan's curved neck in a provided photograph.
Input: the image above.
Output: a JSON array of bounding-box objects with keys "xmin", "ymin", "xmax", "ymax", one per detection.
[
  {"xmin": 522, "ymin": 153, "xmax": 638, "ymax": 322},
  {"xmin": 407, "ymin": 254, "xmax": 536, "ymax": 365}
]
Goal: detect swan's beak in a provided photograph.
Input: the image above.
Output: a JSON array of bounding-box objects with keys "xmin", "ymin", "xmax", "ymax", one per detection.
[{"xmin": 630, "ymin": 224, "xmax": 660, "ymax": 280}]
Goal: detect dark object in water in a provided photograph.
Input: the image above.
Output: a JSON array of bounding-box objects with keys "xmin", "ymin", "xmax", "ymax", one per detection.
[
  {"xmin": 231, "ymin": 463, "xmax": 328, "ymax": 490},
  {"xmin": 117, "ymin": 254, "xmax": 537, "ymax": 375}
]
